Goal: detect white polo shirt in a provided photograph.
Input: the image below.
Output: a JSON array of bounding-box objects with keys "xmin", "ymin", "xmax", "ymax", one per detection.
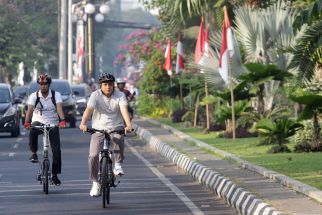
[
  {"xmin": 87, "ymin": 89, "xmax": 127, "ymax": 130},
  {"xmin": 28, "ymin": 90, "xmax": 63, "ymax": 125}
]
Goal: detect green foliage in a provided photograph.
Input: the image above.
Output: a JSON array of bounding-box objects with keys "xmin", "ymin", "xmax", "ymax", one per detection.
[
  {"xmin": 0, "ymin": 1, "xmax": 58, "ymax": 77},
  {"xmin": 294, "ymin": 120, "xmax": 315, "ymax": 144},
  {"xmin": 286, "ymin": 81, "xmax": 322, "ymax": 120},
  {"xmin": 139, "ymin": 49, "xmax": 172, "ymax": 95},
  {"xmin": 242, "ymin": 63, "xmax": 292, "ymax": 82},
  {"xmin": 289, "ymin": 18, "xmax": 322, "ymax": 83},
  {"xmin": 215, "ymin": 81, "xmax": 253, "ymax": 103},
  {"xmin": 200, "ymin": 95, "xmax": 216, "ymax": 106},
  {"xmin": 293, "ymin": 0, "xmax": 322, "ymax": 31},
  {"xmin": 239, "ymin": 107, "xmax": 287, "ymax": 129},
  {"xmin": 216, "ymin": 100, "xmax": 253, "ymax": 126},
  {"xmin": 181, "ymin": 110, "xmax": 195, "ymax": 122},
  {"xmin": 136, "ymin": 93, "xmax": 180, "ymax": 118},
  {"xmin": 255, "ymin": 118, "xmax": 303, "ymax": 152}
]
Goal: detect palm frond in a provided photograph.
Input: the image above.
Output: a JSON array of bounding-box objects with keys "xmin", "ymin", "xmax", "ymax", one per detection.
[{"xmin": 289, "ymin": 19, "xmax": 322, "ymax": 83}]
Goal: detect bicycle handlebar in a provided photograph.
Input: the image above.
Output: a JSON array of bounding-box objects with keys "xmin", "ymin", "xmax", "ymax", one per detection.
[
  {"xmin": 86, "ymin": 128, "xmax": 134, "ymax": 136},
  {"xmin": 31, "ymin": 124, "xmax": 58, "ymax": 129}
]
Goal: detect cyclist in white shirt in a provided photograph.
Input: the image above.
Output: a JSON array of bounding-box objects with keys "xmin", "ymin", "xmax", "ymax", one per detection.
[
  {"xmin": 24, "ymin": 74, "xmax": 66, "ymax": 185},
  {"xmin": 79, "ymin": 73, "xmax": 132, "ymax": 197}
]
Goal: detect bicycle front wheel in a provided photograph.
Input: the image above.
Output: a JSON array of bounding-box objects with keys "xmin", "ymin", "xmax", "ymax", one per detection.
[
  {"xmin": 101, "ymin": 156, "xmax": 110, "ymax": 208},
  {"xmin": 42, "ymin": 160, "xmax": 50, "ymax": 194}
]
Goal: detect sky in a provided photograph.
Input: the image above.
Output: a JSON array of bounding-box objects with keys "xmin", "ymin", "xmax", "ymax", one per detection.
[{"xmin": 112, "ymin": 0, "xmax": 158, "ymax": 15}]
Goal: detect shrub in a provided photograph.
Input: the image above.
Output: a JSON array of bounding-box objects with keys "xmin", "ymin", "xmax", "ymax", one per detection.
[
  {"xmin": 293, "ymin": 120, "xmax": 322, "ymax": 152},
  {"xmin": 268, "ymin": 145, "xmax": 291, "ymax": 153},
  {"xmin": 219, "ymin": 127, "xmax": 258, "ymax": 138},
  {"xmin": 172, "ymin": 108, "xmax": 187, "ymax": 123},
  {"xmin": 209, "ymin": 123, "xmax": 225, "ymax": 131}
]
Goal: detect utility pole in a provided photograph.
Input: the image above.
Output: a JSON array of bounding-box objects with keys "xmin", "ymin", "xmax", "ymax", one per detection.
[
  {"xmin": 87, "ymin": 5, "xmax": 94, "ymax": 78},
  {"xmin": 68, "ymin": 0, "xmax": 73, "ymax": 83},
  {"xmin": 59, "ymin": 0, "xmax": 67, "ymax": 79}
]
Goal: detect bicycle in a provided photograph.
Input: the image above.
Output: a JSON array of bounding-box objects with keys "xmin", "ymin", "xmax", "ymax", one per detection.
[
  {"xmin": 86, "ymin": 128, "xmax": 126, "ymax": 208},
  {"xmin": 31, "ymin": 124, "xmax": 56, "ymax": 194}
]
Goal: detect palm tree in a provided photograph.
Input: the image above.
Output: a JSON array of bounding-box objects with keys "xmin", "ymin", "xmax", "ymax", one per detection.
[
  {"xmin": 255, "ymin": 117, "xmax": 303, "ymax": 152},
  {"xmin": 289, "ymin": 20, "xmax": 322, "ymax": 83},
  {"xmin": 233, "ymin": 0, "xmax": 306, "ymax": 111},
  {"xmin": 239, "ymin": 63, "xmax": 292, "ymax": 114},
  {"xmin": 288, "ymin": 4, "xmax": 322, "ymax": 150}
]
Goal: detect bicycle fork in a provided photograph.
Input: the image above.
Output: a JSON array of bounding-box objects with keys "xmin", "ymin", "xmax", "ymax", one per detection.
[
  {"xmin": 37, "ymin": 133, "xmax": 51, "ymax": 183},
  {"xmin": 98, "ymin": 139, "xmax": 118, "ymax": 187}
]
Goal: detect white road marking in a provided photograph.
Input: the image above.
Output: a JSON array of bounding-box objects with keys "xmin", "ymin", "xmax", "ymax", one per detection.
[
  {"xmin": 13, "ymin": 144, "xmax": 19, "ymax": 149},
  {"xmin": 126, "ymin": 141, "xmax": 205, "ymax": 215},
  {"xmin": 8, "ymin": 153, "xmax": 15, "ymax": 157},
  {"xmin": 0, "ymin": 189, "xmax": 172, "ymax": 198},
  {"xmin": 16, "ymin": 137, "xmax": 23, "ymax": 142}
]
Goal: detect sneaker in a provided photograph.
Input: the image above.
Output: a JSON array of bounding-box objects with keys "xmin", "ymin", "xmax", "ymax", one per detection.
[
  {"xmin": 113, "ymin": 162, "xmax": 124, "ymax": 176},
  {"xmin": 90, "ymin": 182, "xmax": 101, "ymax": 197},
  {"xmin": 29, "ymin": 153, "xmax": 38, "ymax": 163},
  {"xmin": 52, "ymin": 175, "xmax": 61, "ymax": 186}
]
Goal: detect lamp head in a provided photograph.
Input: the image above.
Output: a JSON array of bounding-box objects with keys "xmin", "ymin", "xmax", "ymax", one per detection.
[
  {"xmin": 99, "ymin": 4, "xmax": 110, "ymax": 15},
  {"xmin": 85, "ymin": 3, "xmax": 95, "ymax": 14},
  {"xmin": 95, "ymin": 13, "xmax": 104, "ymax": 23}
]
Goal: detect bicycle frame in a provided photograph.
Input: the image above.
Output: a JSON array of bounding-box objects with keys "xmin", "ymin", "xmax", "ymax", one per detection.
[
  {"xmin": 99, "ymin": 134, "xmax": 119, "ymax": 187},
  {"xmin": 33, "ymin": 124, "xmax": 56, "ymax": 194},
  {"xmin": 86, "ymin": 128, "xmax": 125, "ymax": 207}
]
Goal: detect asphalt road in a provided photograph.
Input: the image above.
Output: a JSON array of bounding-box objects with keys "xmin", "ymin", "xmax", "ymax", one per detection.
[{"xmin": 0, "ymin": 120, "xmax": 237, "ymax": 215}]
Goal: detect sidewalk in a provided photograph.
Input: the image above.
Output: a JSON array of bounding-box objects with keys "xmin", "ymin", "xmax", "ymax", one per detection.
[{"xmin": 133, "ymin": 118, "xmax": 322, "ymax": 215}]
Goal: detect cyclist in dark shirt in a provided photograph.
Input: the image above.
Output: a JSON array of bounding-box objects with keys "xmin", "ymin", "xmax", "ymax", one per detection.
[{"xmin": 116, "ymin": 78, "xmax": 135, "ymax": 119}]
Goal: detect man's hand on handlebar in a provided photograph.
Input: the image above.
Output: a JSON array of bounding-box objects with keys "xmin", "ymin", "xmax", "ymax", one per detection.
[
  {"xmin": 24, "ymin": 122, "xmax": 31, "ymax": 129},
  {"xmin": 59, "ymin": 120, "xmax": 66, "ymax": 128}
]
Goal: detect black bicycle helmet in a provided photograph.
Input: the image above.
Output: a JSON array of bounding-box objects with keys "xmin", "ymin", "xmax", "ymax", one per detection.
[
  {"xmin": 98, "ymin": 72, "xmax": 115, "ymax": 84},
  {"xmin": 37, "ymin": 73, "xmax": 52, "ymax": 85}
]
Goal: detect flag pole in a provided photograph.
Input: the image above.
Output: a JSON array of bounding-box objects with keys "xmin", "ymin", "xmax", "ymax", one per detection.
[
  {"xmin": 228, "ymin": 55, "xmax": 236, "ymax": 140},
  {"xmin": 205, "ymin": 73, "xmax": 210, "ymax": 131},
  {"xmin": 179, "ymin": 73, "xmax": 184, "ymax": 109}
]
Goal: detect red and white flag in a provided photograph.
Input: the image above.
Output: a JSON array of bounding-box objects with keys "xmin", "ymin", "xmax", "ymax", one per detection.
[
  {"xmin": 194, "ymin": 17, "xmax": 205, "ymax": 64},
  {"xmin": 76, "ymin": 20, "xmax": 85, "ymax": 81},
  {"xmin": 219, "ymin": 6, "xmax": 234, "ymax": 84},
  {"xmin": 175, "ymin": 32, "xmax": 184, "ymax": 74},
  {"xmin": 163, "ymin": 36, "xmax": 172, "ymax": 76}
]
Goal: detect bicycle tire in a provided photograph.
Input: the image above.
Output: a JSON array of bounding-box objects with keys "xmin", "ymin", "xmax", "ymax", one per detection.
[
  {"xmin": 108, "ymin": 158, "xmax": 114, "ymax": 188},
  {"xmin": 101, "ymin": 156, "xmax": 110, "ymax": 208},
  {"xmin": 42, "ymin": 160, "xmax": 49, "ymax": 194}
]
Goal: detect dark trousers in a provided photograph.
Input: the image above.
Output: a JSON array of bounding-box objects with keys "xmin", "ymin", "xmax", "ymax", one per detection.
[{"xmin": 29, "ymin": 122, "xmax": 61, "ymax": 175}]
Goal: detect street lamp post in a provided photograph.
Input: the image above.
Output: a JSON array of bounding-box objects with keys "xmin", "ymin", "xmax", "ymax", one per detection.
[
  {"xmin": 72, "ymin": 0, "xmax": 109, "ymax": 83},
  {"xmin": 72, "ymin": 0, "xmax": 109, "ymax": 81}
]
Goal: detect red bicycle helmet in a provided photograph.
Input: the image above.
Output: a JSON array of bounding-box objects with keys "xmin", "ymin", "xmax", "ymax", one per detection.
[{"xmin": 37, "ymin": 74, "xmax": 52, "ymax": 85}]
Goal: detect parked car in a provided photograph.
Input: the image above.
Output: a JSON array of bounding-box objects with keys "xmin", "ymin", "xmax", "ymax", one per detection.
[
  {"xmin": 0, "ymin": 83, "xmax": 21, "ymax": 137},
  {"xmin": 28, "ymin": 79, "xmax": 77, "ymax": 128},
  {"xmin": 14, "ymin": 85, "xmax": 29, "ymax": 124},
  {"xmin": 14, "ymin": 85, "xmax": 29, "ymax": 99},
  {"xmin": 71, "ymin": 84, "xmax": 91, "ymax": 115}
]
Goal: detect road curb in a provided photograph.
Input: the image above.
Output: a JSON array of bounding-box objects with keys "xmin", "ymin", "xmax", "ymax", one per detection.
[
  {"xmin": 134, "ymin": 123, "xmax": 285, "ymax": 215},
  {"xmin": 142, "ymin": 117, "xmax": 322, "ymax": 204}
]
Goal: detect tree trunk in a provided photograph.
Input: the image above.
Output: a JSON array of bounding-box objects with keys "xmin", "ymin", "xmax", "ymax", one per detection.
[
  {"xmin": 193, "ymin": 94, "xmax": 200, "ymax": 128},
  {"xmin": 312, "ymin": 111, "xmax": 321, "ymax": 150},
  {"xmin": 258, "ymin": 85, "xmax": 265, "ymax": 116}
]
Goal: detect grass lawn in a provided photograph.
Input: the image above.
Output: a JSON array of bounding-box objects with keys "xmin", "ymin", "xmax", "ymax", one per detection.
[{"xmin": 159, "ymin": 119, "xmax": 322, "ymax": 190}]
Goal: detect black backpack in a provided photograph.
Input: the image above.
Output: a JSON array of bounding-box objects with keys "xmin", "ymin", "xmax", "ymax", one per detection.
[{"xmin": 34, "ymin": 90, "xmax": 56, "ymax": 113}]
